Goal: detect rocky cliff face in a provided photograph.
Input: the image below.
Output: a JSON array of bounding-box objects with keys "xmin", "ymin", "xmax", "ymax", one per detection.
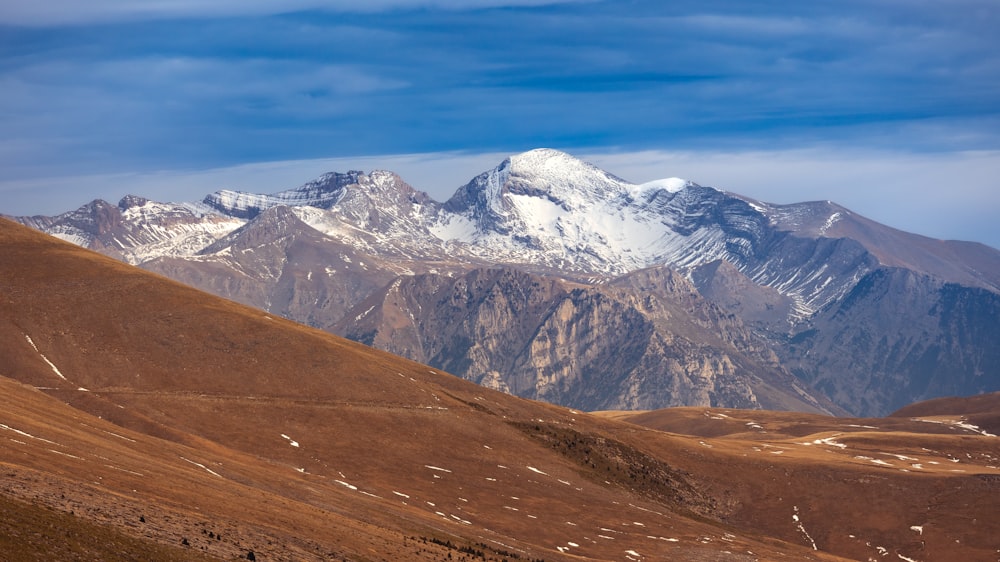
[
  {"xmin": 337, "ymin": 266, "xmax": 838, "ymax": 413},
  {"xmin": 781, "ymin": 268, "xmax": 1000, "ymax": 416}
]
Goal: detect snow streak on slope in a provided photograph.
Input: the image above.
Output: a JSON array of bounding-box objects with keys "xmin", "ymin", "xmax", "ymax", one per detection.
[
  {"xmin": 116, "ymin": 201, "xmax": 245, "ymax": 264},
  {"xmin": 14, "ymin": 197, "xmax": 245, "ymax": 266}
]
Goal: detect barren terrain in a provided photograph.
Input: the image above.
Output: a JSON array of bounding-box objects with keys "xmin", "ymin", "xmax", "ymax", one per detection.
[{"xmin": 2, "ymin": 218, "xmax": 998, "ymax": 561}]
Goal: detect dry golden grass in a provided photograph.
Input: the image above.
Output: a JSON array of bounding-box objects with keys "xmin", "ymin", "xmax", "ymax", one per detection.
[{"xmin": 2, "ymin": 217, "xmax": 998, "ymax": 562}]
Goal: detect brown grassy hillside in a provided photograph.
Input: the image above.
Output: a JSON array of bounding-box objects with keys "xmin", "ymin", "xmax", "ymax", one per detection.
[{"xmin": 1, "ymin": 217, "xmax": 998, "ymax": 561}]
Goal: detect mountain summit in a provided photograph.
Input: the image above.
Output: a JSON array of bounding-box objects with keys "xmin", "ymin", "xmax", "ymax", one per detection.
[{"xmin": 10, "ymin": 149, "xmax": 1000, "ymax": 416}]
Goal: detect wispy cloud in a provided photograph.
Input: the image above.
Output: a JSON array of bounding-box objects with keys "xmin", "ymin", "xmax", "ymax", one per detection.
[{"xmin": 0, "ymin": 0, "xmax": 590, "ymax": 26}]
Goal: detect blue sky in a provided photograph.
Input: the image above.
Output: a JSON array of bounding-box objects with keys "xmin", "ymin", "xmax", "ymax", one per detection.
[{"xmin": 1, "ymin": 1, "xmax": 998, "ymax": 247}]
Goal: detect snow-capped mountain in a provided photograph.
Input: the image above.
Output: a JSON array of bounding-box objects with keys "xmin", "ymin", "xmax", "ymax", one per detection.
[
  {"xmin": 9, "ymin": 148, "xmax": 1000, "ymax": 416},
  {"xmin": 14, "ymin": 195, "xmax": 243, "ymax": 265},
  {"xmin": 433, "ymin": 148, "xmax": 701, "ymax": 275},
  {"xmin": 202, "ymin": 171, "xmax": 365, "ymax": 219}
]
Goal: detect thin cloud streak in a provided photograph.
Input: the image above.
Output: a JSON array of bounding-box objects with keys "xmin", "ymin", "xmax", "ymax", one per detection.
[{"xmin": 0, "ymin": 0, "xmax": 590, "ymax": 26}]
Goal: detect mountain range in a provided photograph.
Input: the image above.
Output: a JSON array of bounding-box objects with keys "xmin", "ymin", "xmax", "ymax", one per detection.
[
  {"xmin": 10, "ymin": 148, "xmax": 1000, "ymax": 416},
  {"xmin": 2, "ymin": 216, "xmax": 998, "ymax": 561}
]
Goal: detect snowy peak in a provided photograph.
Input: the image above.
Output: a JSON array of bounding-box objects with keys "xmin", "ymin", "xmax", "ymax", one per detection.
[
  {"xmin": 633, "ymin": 177, "xmax": 696, "ymax": 196},
  {"xmin": 199, "ymin": 205, "xmax": 311, "ymax": 256},
  {"xmin": 202, "ymin": 170, "xmax": 432, "ymax": 222},
  {"xmin": 118, "ymin": 194, "xmax": 152, "ymax": 210},
  {"xmin": 442, "ymin": 149, "xmax": 636, "ymax": 219},
  {"xmin": 506, "ymin": 148, "xmax": 633, "ymax": 204},
  {"xmin": 501, "ymin": 149, "xmax": 645, "ymax": 215},
  {"xmin": 341, "ymin": 169, "xmax": 433, "ymax": 209},
  {"xmin": 431, "ymin": 149, "xmax": 736, "ymax": 276},
  {"xmin": 202, "ymin": 171, "xmax": 364, "ymax": 219}
]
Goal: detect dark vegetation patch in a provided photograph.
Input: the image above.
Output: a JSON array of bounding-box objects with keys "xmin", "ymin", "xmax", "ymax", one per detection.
[
  {"xmin": 509, "ymin": 421, "xmax": 720, "ymax": 519},
  {"xmin": 0, "ymin": 492, "xmax": 223, "ymax": 562},
  {"xmin": 417, "ymin": 536, "xmax": 546, "ymax": 562}
]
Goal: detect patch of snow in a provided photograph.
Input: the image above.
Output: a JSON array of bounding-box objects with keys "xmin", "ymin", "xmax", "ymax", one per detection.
[
  {"xmin": 105, "ymin": 464, "xmax": 144, "ymax": 477},
  {"xmin": 280, "ymin": 434, "xmax": 299, "ymax": 447},
  {"xmin": 24, "ymin": 334, "xmax": 68, "ymax": 381},
  {"xmin": 526, "ymin": 466, "xmax": 549, "ymax": 476},
  {"xmin": 180, "ymin": 456, "xmax": 223, "ymax": 479},
  {"xmin": 425, "ymin": 465, "xmax": 452, "ymax": 473},
  {"xmin": 819, "ymin": 212, "xmax": 842, "ymax": 235},
  {"xmin": 800, "ymin": 435, "xmax": 847, "ymax": 449},
  {"xmin": 633, "ymin": 177, "xmax": 691, "ymax": 195},
  {"xmin": 103, "ymin": 430, "xmax": 136, "ymax": 443},
  {"xmin": 47, "ymin": 449, "xmax": 84, "ymax": 460},
  {"xmin": 0, "ymin": 423, "xmax": 58, "ymax": 445},
  {"xmin": 952, "ymin": 420, "xmax": 997, "ymax": 437},
  {"xmin": 910, "ymin": 525, "xmax": 923, "ymax": 535},
  {"xmin": 355, "ymin": 305, "xmax": 376, "ymax": 322},
  {"xmin": 793, "ymin": 506, "xmax": 818, "ymax": 551}
]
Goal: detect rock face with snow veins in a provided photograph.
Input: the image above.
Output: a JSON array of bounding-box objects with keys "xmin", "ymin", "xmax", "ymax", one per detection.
[
  {"xmin": 781, "ymin": 268, "xmax": 1000, "ymax": 417},
  {"xmin": 336, "ymin": 266, "xmax": 833, "ymax": 412},
  {"xmin": 10, "ymin": 148, "xmax": 1000, "ymax": 416}
]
